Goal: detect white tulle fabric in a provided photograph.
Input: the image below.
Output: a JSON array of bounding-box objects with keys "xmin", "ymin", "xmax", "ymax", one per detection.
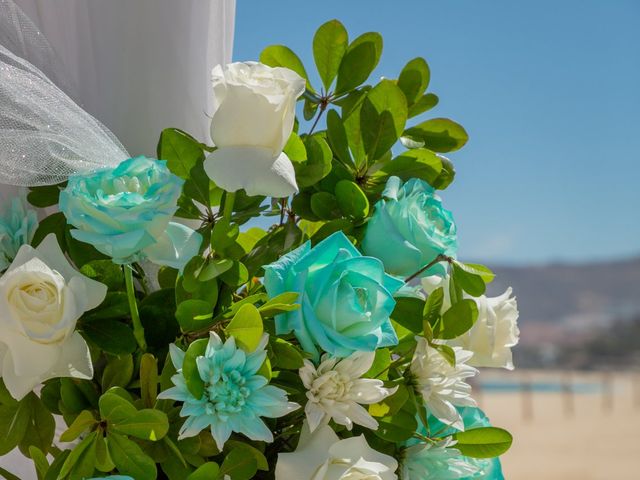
[{"xmin": 0, "ymin": 0, "xmax": 128, "ymax": 186}]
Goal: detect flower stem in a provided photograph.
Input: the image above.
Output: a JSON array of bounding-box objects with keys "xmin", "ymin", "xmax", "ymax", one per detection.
[
  {"xmin": 223, "ymin": 191, "xmax": 236, "ymax": 220},
  {"xmin": 124, "ymin": 265, "xmax": 147, "ymax": 351},
  {"xmin": 404, "ymin": 254, "xmax": 451, "ymax": 283}
]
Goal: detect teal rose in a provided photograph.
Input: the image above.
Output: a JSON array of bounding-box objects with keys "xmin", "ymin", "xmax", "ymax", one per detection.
[
  {"xmin": 362, "ymin": 176, "xmax": 457, "ymax": 277},
  {"xmin": 404, "ymin": 406, "xmax": 505, "ymax": 479},
  {"xmin": 60, "ymin": 156, "xmax": 201, "ymax": 269},
  {"xmin": 264, "ymin": 231, "xmax": 403, "ymax": 358}
]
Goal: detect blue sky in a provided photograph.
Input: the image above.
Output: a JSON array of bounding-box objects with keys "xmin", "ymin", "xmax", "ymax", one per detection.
[{"xmin": 234, "ymin": 0, "xmax": 640, "ymax": 265}]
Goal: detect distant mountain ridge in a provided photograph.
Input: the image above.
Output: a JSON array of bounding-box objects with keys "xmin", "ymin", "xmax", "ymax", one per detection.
[{"xmin": 485, "ymin": 256, "xmax": 640, "ymax": 345}]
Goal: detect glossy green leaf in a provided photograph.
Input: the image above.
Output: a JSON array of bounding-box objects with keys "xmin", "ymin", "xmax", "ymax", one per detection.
[
  {"xmin": 140, "ymin": 353, "xmax": 159, "ymax": 408},
  {"xmin": 81, "ymin": 319, "xmax": 136, "ymax": 355},
  {"xmin": 107, "ymin": 431, "xmax": 158, "ymax": 480},
  {"xmin": 390, "ymin": 296, "xmax": 425, "ymax": 334},
  {"xmin": 272, "ymin": 338, "xmax": 305, "ymax": 370},
  {"xmin": 371, "ymin": 148, "xmax": 442, "ymax": 187},
  {"xmin": 187, "ymin": 461, "xmax": 220, "ymax": 480},
  {"xmin": 453, "ymin": 427, "xmax": 513, "ymax": 458},
  {"xmin": 58, "ymin": 432, "xmax": 96, "ymax": 480},
  {"xmin": 183, "ymin": 338, "xmax": 208, "ymax": 399},
  {"xmin": 260, "ymin": 45, "xmax": 312, "ymax": 90},
  {"xmin": 0, "ymin": 399, "xmax": 29, "ymax": 456},
  {"xmin": 59, "ymin": 410, "xmax": 96, "ymax": 443},
  {"xmin": 438, "ymin": 299, "xmax": 479, "ymax": 340},
  {"xmin": 454, "ymin": 261, "xmax": 496, "ymax": 283},
  {"xmin": 219, "ymin": 447, "xmax": 258, "ymax": 480},
  {"xmin": 336, "ymin": 32, "xmax": 383, "ymax": 93},
  {"xmin": 326, "ymin": 109, "xmax": 353, "ymax": 168},
  {"xmin": 404, "ymin": 118, "xmax": 469, "ymax": 153},
  {"xmin": 225, "ymin": 304, "xmax": 264, "ymax": 352},
  {"xmin": 313, "ymin": 19, "xmax": 349, "ymax": 90},
  {"xmin": 374, "ymin": 407, "xmax": 417, "ymax": 442},
  {"xmin": 101, "ymin": 354, "xmax": 134, "ymax": 391},
  {"xmin": 408, "ymin": 93, "xmax": 439, "ymax": 118},
  {"xmin": 335, "ymin": 180, "xmax": 369, "ymax": 219},
  {"xmin": 292, "ymin": 135, "xmax": 332, "ymax": 188},
  {"xmin": 452, "ymin": 262, "xmax": 486, "ymax": 297},
  {"xmin": 361, "ymin": 80, "xmax": 407, "ymax": 162},
  {"xmin": 398, "ymin": 57, "xmax": 430, "ymax": 105},
  {"xmin": 111, "ymin": 409, "xmax": 169, "ymax": 441},
  {"xmin": 310, "ymin": 191, "xmax": 339, "ymax": 220},
  {"xmin": 176, "ymin": 299, "xmax": 213, "ymax": 333}
]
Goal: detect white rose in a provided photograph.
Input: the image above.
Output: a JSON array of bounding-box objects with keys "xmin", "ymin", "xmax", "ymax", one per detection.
[
  {"xmin": 422, "ymin": 276, "xmax": 520, "ymax": 370},
  {"xmin": 204, "ymin": 61, "xmax": 305, "ymax": 197},
  {"xmin": 276, "ymin": 423, "xmax": 398, "ymax": 480},
  {"xmin": 0, "ymin": 234, "xmax": 107, "ymax": 399}
]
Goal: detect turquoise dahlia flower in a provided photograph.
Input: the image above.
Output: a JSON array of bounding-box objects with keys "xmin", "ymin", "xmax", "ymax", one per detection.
[
  {"xmin": 362, "ymin": 176, "xmax": 457, "ymax": 277},
  {"xmin": 0, "ymin": 194, "xmax": 37, "ymax": 271},
  {"xmin": 158, "ymin": 332, "xmax": 299, "ymax": 450},
  {"xmin": 59, "ymin": 156, "xmax": 201, "ymax": 269}
]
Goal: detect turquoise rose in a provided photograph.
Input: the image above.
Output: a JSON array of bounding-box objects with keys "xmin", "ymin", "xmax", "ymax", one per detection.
[
  {"xmin": 0, "ymin": 194, "xmax": 37, "ymax": 271},
  {"xmin": 362, "ymin": 176, "xmax": 457, "ymax": 277},
  {"xmin": 60, "ymin": 156, "xmax": 201, "ymax": 269},
  {"xmin": 264, "ymin": 231, "xmax": 404, "ymax": 359},
  {"xmin": 405, "ymin": 406, "xmax": 504, "ymax": 479}
]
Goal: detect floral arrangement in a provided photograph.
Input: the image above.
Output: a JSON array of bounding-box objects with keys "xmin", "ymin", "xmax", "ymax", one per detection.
[{"xmin": 0, "ymin": 19, "xmax": 519, "ymax": 480}]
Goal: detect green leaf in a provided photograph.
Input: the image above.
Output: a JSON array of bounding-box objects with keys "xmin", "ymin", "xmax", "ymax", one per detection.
[
  {"xmin": 453, "ymin": 427, "xmax": 513, "ymax": 458},
  {"xmin": 404, "ymin": 118, "xmax": 468, "ymax": 153},
  {"xmin": 81, "ymin": 319, "xmax": 137, "ymax": 355},
  {"xmin": 260, "ymin": 45, "xmax": 312, "ymax": 90},
  {"xmin": 94, "ymin": 433, "xmax": 115, "ymax": 473},
  {"xmin": 374, "ymin": 407, "xmax": 418, "ymax": 442},
  {"xmin": 335, "ymin": 180, "xmax": 369, "ymax": 219},
  {"xmin": 0, "ymin": 398, "xmax": 30, "ymax": 455},
  {"xmin": 59, "ymin": 379, "xmax": 89, "ymax": 414},
  {"xmin": 28, "ymin": 445, "xmax": 49, "ymax": 479},
  {"xmin": 0, "ymin": 465, "xmax": 21, "ymax": 480},
  {"xmin": 107, "ymin": 431, "xmax": 158, "ymax": 480},
  {"xmin": 176, "ymin": 299, "xmax": 213, "ymax": 333},
  {"xmin": 423, "ymin": 287, "xmax": 444, "ymax": 327},
  {"xmin": 283, "ymin": 133, "xmax": 306, "ymax": 162},
  {"xmin": 292, "ymin": 135, "xmax": 332, "ymax": 188},
  {"xmin": 313, "ymin": 19, "xmax": 349, "ymax": 90},
  {"xmin": 220, "ymin": 261, "xmax": 249, "ymax": 287},
  {"xmin": 99, "ymin": 391, "xmax": 137, "ymax": 422},
  {"xmin": 59, "ymin": 410, "xmax": 96, "ymax": 443},
  {"xmin": 390, "ymin": 296, "xmax": 425, "ymax": 334},
  {"xmin": 361, "ymin": 80, "xmax": 407, "ymax": 162},
  {"xmin": 111, "ymin": 409, "xmax": 169, "ymax": 441},
  {"xmin": 371, "ymin": 148, "xmax": 442, "ymax": 188},
  {"xmin": 80, "ymin": 260, "xmax": 125, "ymax": 291},
  {"xmin": 101, "ymin": 354, "xmax": 134, "ymax": 391},
  {"xmin": 398, "ymin": 57, "xmax": 430, "ymax": 105},
  {"xmin": 182, "ymin": 339, "xmax": 208, "ymax": 399},
  {"xmin": 258, "ymin": 292, "xmax": 300, "ymax": 318},
  {"xmin": 82, "ymin": 292, "xmax": 130, "ymax": 321},
  {"xmin": 408, "ymin": 93, "xmax": 439, "ymax": 118},
  {"xmin": 438, "ymin": 299, "xmax": 479, "ymax": 340},
  {"xmin": 43, "ymin": 449, "xmax": 69, "ymax": 480},
  {"xmin": 236, "ymin": 228, "xmax": 267, "ymax": 254},
  {"xmin": 140, "ymin": 353, "xmax": 159, "ymax": 408},
  {"xmin": 326, "ymin": 109, "xmax": 353, "ymax": 168},
  {"xmin": 58, "ymin": 432, "xmax": 96, "ymax": 480},
  {"xmin": 225, "ymin": 304, "xmax": 264, "ymax": 352},
  {"xmin": 431, "ymin": 155, "xmax": 456, "ymax": 190},
  {"xmin": 453, "ymin": 262, "xmax": 495, "ymax": 283},
  {"xmin": 310, "ymin": 192, "xmax": 339, "ymax": 220},
  {"xmin": 364, "ymin": 348, "xmax": 391, "ymax": 380},
  {"xmin": 271, "ymin": 338, "xmax": 305, "ymax": 370},
  {"xmin": 433, "ymin": 343, "xmax": 457, "ymax": 367},
  {"xmin": 219, "ymin": 447, "xmax": 258, "ymax": 480},
  {"xmin": 341, "ymin": 89, "xmax": 369, "ymax": 168},
  {"xmin": 31, "ymin": 212, "xmax": 66, "ymax": 249},
  {"xmin": 452, "ymin": 263, "xmax": 486, "ymax": 297},
  {"xmin": 18, "ymin": 393, "xmax": 55, "ymax": 456},
  {"xmin": 187, "ymin": 462, "xmax": 220, "ymax": 480},
  {"xmin": 27, "ymin": 185, "xmax": 60, "ymax": 208},
  {"xmin": 225, "ymin": 441, "xmax": 268, "ymax": 471},
  {"xmin": 158, "ymin": 128, "xmax": 204, "ymax": 180},
  {"xmin": 336, "ymin": 32, "xmax": 383, "ymax": 94}
]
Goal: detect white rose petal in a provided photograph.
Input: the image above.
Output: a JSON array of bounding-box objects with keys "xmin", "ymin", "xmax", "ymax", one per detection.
[
  {"xmin": 422, "ymin": 275, "xmax": 520, "ymax": 370},
  {"xmin": 276, "ymin": 423, "xmax": 398, "ymax": 480},
  {"xmin": 204, "ymin": 62, "xmax": 305, "ymax": 198},
  {"xmin": 0, "ymin": 234, "xmax": 107, "ymax": 399}
]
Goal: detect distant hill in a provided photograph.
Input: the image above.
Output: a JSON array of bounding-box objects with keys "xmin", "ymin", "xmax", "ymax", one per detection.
[{"xmin": 485, "ymin": 256, "xmax": 640, "ymax": 347}]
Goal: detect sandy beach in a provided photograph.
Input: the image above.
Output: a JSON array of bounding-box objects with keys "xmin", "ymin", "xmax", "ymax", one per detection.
[{"xmin": 478, "ymin": 370, "xmax": 640, "ymax": 479}]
